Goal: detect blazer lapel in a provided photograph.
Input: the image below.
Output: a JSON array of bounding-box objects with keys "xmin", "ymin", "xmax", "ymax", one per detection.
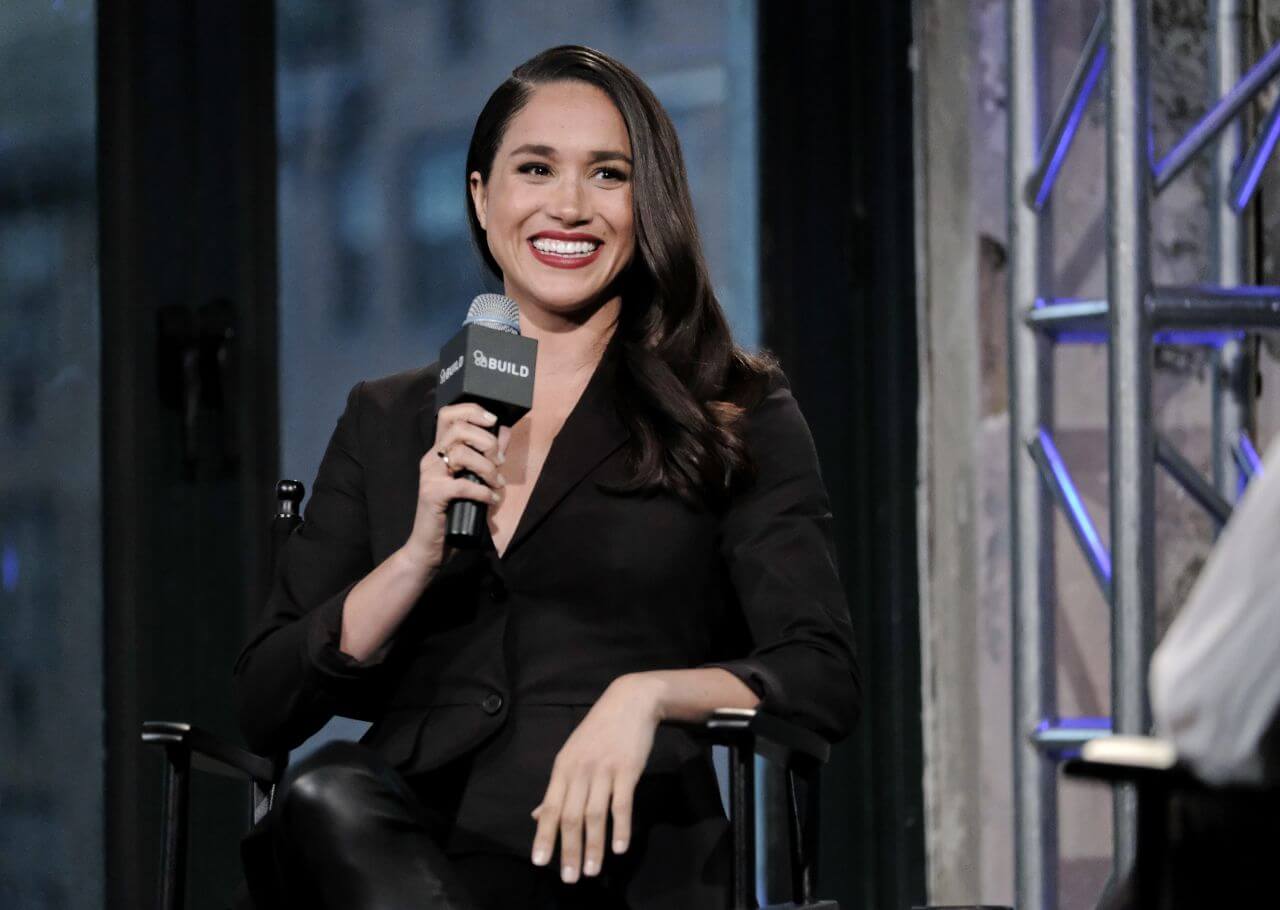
[
  {"xmin": 413, "ymin": 350, "xmax": 630, "ymax": 560},
  {"xmin": 503, "ymin": 349, "xmax": 629, "ymax": 558}
]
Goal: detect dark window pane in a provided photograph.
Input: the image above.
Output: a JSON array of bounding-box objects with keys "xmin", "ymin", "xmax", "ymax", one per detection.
[{"xmin": 0, "ymin": 2, "xmax": 102, "ymax": 905}]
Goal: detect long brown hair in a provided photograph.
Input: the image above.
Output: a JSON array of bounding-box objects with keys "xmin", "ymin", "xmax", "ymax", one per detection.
[{"xmin": 465, "ymin": 45, "xmax": 778, "ymax": 505}]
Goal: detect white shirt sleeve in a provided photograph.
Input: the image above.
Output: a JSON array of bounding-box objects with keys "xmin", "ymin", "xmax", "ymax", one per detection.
[{"xmin": 1149, "ymin": 432, "xmax": 1280, "ymax": 786}]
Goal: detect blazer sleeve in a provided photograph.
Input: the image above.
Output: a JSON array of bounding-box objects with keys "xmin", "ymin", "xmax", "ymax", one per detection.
[
  {"xmin": 704, "ymin": 378, "xmax": 862, "ymax": 743},
  {"xmin": 232, "ymin": 381, "xmax": 391, "ymax": 755}
]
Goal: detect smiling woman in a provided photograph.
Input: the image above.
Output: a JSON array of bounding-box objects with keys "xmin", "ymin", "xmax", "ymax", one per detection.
[
  {"xmin": 468, "ymin": 81, "xmax": 636, "ymax": 310},
  {"xmin": 234, "ymin": 44, "xmax": 859, "ymax": 910}
]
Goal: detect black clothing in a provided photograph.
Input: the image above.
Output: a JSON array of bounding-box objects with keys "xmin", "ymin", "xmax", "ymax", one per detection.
[
  {"xmin": 1096, "ymin": 786, "xmax": 1280, "ymax": 910},
  {"xmin": 243, "ymin": 741, "xmax": 625, "ymax": 909},
  {"xmin": 233, "ymin": 349, "xmax": 859, "ymax": 908}
]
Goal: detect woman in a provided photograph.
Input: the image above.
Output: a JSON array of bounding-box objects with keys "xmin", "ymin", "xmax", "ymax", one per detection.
[{"xmin": 233, "ymin": 45, "xmax": 859, "ymax": 910}]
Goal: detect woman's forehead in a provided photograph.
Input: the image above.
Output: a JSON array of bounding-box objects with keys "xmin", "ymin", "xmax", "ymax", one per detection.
[{"xmin": 499, "ymin": 81, "xmax": 632, "ymax": 158}]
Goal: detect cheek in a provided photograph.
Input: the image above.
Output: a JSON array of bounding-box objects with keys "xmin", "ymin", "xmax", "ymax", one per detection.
[
  {"xmin": 605, "ymin": 195, "xmax": 635, "ymax": 246},
  {"xmin": 485, "ymin": 183, "xmax": 536, "ymax": 237}
]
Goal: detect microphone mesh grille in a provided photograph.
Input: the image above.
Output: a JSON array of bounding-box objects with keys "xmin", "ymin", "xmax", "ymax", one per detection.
[{"xmin": 464, "ymin": 294, "xmax": 520, "ymax": 335}]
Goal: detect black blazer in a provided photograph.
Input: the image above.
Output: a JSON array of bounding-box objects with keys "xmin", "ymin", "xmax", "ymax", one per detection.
[{"xmin": 233, "ymin": 348, "xmax": 860, "ymax": 908}]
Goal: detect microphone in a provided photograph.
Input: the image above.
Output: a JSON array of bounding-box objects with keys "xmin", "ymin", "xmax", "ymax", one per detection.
[{"xmin": 436, "ymin": 294, "xmax": 537, "ymax": 548}]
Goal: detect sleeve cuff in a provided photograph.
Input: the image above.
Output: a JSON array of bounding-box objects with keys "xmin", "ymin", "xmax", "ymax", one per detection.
[
  {"xmin": 304, "ymin": 583, "xmax": 392, "ymax": 681},
  {"xmin": 702, "ymin": 658, "xmax": 787, "ymax": 716}
]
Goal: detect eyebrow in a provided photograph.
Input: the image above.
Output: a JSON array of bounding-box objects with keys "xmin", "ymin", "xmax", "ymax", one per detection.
[{"xmin": 509, "ymin": 143, "xmax": 632, "ymax": 165}]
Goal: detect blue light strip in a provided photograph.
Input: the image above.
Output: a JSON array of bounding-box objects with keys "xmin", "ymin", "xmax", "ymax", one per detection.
[
  {"xmin": 1229, "ymin": 93, "xmax": 1280, "ymax": 212},
  {"xmin": 1032, "ymin": 716, "xmax": 1113, "ymax": 739},
  {"xmin": 1031, "ymin": 716, "xmax": 1113, "ymax": 761},
  {"xmin": 1052, "ymin": 330, "xmax": 1242, "ymax": 347},
  {"xmin": 1028, "ymin": 297, "xmax": 1243, "ymax": 346},
  {"xmin": 1029, "ymin": 429, "xmax": 1113, "ymax": 600},
  {"xmin": 1155, "ymin": 38, "xmax": 1280, "ymax": 192},
  {"xmin": 1030, "ymin": 296, "xmax": 1107, "ymax": 318},
  {"xmin": 1029, "ymin": 26, "xmax": 1108, "ymax": 211},
  {"xmin": 1233, "ymin": 430, "xmax": 1264, "ymax": 487}
]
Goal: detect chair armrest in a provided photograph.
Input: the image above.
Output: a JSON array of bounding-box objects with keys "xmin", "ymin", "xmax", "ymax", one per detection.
[
  {"xmin": 141, "ymin": 721, "xmax": 285, "ymax": 784},
  {"xmin": 679, "ymin": 708, "xmax": 831, "ymax": 768},
  {"xmin": 1063, "ymin": 735, "xmax": 1199, "ymax": 789},
  {"xmin": 682, "ymin": 709, "xmax": 830, "ymax": 907},
  {"xmin": 1065, "ymin": 735, "xmax": 1280, "ymax": 797}
]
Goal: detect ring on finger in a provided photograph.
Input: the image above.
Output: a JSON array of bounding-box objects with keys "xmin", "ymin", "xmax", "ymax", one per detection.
[{"xmin": 437, "ymin": 448, "xmax": 457, "ymax": 472}]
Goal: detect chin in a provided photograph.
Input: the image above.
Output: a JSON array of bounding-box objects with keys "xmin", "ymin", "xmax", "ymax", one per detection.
[
  {"xmin": 531, "ymin": 290, "xmax": 611, "ymax": 318},
  {"xmin": 518, "ymin": 277, "xmax": 620, "ymax": 317}
]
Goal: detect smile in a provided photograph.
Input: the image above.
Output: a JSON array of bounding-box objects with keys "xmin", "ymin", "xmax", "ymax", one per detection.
[{"xmin": 528, "ymin": 235, "xmax": 604, "ymax": 270}]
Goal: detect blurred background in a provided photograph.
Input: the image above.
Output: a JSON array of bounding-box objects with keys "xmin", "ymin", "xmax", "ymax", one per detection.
[{"xmin": 4, "ymin": 0, "xmax": 1280, "ymax": 908}]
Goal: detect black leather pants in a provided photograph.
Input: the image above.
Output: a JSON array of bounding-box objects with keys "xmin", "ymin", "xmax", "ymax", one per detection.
[{"xmin": 242, "ymin": 740, "xmax": 624, "ymax": 910}]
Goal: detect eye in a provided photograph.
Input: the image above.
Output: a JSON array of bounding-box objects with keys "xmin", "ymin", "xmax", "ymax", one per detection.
[
  {"xmin": 593, "ymin": 166, "xmax": 629, "ymax": 183},
  {"xmin": 517, "ymin": 162, "xmax": 553, "ymax": 178}
]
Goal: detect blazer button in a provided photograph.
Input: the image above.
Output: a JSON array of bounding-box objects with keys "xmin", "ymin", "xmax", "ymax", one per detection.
[{"xmin": 481, "ymin": 693, "xmax": 504, "ymax": 715}]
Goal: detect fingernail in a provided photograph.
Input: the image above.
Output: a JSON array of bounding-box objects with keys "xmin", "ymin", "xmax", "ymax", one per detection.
[
  {"xmin": 613, "ymin": 839, "xmax": 628, "ymax": 854},
  {"xmin": 583, "ymin": 859, "xmax": 599, "ymax": 877},
  {"xmin": 497, "ymin": 452, "xmax": 506, "ymax": 465},
  {"xmin": 491, "ymin": 490, "xmax": 501, "ymax": 502},
  {"xmin": 483, "ymin": 411, "xmax": 498, "ymax": 424},
  {"xmin": 495, "ymin": 474, "xmax": 506, "ymax": 487},
  {"xmin": 561, "ymin": 865, "xmax": 578, "ymax": 884},
  {"xmin": 532, "ymin": 848, "xmax": 548, "ymax": 866}
]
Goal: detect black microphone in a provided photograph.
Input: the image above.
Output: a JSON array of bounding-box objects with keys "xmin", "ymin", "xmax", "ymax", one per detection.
[{"xmin": 436, "ymin": 294, "xmax": 537, "ymax": 548}]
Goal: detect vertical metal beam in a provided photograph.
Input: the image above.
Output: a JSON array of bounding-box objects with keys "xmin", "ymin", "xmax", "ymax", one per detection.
[
  {"xmin": 1211, "ymin": 0, "xmax": 1249, "ymax": 499},
  {"xmin": 1106, "ymin": 0, "xmax": 1156, "ymax": 877},
  {"xmin": 728, "ymin": 743, "xmax": 758, "ymax": 910},
  {"xmin": 1008, "ymin": 2, "xmax": 1057, "ymax": 906}
]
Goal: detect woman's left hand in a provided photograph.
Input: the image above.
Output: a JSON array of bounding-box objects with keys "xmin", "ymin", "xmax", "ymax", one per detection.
[{"xmin": 530, "ymin": 673, "xmax": 663, "ymax": 883}]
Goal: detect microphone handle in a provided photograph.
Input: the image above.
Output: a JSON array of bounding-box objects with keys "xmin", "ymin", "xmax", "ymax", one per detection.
[{"xmin": 445, "ymin": 469, "xmax": 489, "ymax": 548}]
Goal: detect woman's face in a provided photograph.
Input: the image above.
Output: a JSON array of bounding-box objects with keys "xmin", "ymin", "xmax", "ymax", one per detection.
[{"xmin": 470, "ymin": 80, "xmax": 636, "ymax": 321}]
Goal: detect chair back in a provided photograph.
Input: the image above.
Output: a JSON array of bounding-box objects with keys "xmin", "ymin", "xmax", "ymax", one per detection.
[
  {"xmin": 242, "ymin": 480, "xmax": 307, "ymax": 826},
  {"xmin": 269, "ymin": 479, "xmax": 373, "ymax": 765},
  {"xmin": 271, "ymin": 479, "xmax": 305, "ymax": 574}
]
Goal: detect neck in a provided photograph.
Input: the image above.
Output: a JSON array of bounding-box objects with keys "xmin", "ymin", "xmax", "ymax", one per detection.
[{"xmin": 513, "ymin": 292, "xmax": 620, "ymax": 382}]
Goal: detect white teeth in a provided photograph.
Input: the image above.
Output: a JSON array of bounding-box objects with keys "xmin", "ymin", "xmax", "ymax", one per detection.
[{"xmin": 531, "ymin": 238, "xmax": 600, "ymax": 255}]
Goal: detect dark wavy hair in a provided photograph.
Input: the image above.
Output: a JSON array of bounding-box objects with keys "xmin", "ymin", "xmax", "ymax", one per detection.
[{"xmin": 465, "ymin": 45, "xmax": 779, "ymax": 505}]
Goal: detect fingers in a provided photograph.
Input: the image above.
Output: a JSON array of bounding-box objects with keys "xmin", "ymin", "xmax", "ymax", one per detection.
[
  {"xmin": 432, "ymin": 421, "xmax": 502, "ymax": 465},
  {"xmin": 429, "ymin": 476, "xmax": 500, "ymax": 512},
  {"xmin": 609, "ymin": 766, "xmax": 640, "ymax": 856},
  {"xmin": 531, "ymin": 761, "xmax": 594, "ymax": 885},
  {"xmin": 437, "ymin": 441, "xmax": 505, "ymax": 489},
  {"xmin": 436, "ymin": 402, "xmax": 498, "ymax": 432},
  {"xmin": 419, "ymin": 407, "xmax": 505, "ymax": 488},
  {"xmin": 533, "ymin": 765, "xmax": 631, "ymax": 883},
  {"xmin": 531, "ymin": 771, "xmax": 566, "ymax": 869},
  {"xmin": 581, "ymin": 768, "xmax": 613, "ymax": 877},
  {"xmin": 556, "ymin": 774, "xmax": 591, "ymax": 884},
  {"xmin": 435, "ymin": 403, "xmax": 498, "ymax": 459}
]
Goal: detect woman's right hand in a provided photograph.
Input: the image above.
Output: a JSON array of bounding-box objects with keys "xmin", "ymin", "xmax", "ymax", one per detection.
[{"xmin": 401, "ymin": 402, "xmax": 510, "ymax": 576}]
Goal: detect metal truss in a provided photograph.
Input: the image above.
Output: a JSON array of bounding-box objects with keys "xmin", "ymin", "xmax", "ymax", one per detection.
[{"xmin": 1007, "ymin": 1, "xmax": 1279, "ymax": 907}]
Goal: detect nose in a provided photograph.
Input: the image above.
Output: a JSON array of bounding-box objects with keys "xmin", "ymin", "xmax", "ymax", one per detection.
[{"xmin": 548, "ymin": 175, "xmax": 590, "ymax": 225}]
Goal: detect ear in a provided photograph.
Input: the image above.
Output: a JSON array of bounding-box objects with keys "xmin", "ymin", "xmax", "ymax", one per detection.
[{"xmin": 468, "ymin": 171, "xmax": 488, "ymax": 231}]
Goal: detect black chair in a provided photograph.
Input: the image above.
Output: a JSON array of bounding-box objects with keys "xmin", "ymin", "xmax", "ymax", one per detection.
[
  {"xmin": 1064, "ymin": 736, "xmax": 1280, "ymax": 908},
  {"xmin": 143, "ymin": 479, "xmax": 839, "ymax": 910}
]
